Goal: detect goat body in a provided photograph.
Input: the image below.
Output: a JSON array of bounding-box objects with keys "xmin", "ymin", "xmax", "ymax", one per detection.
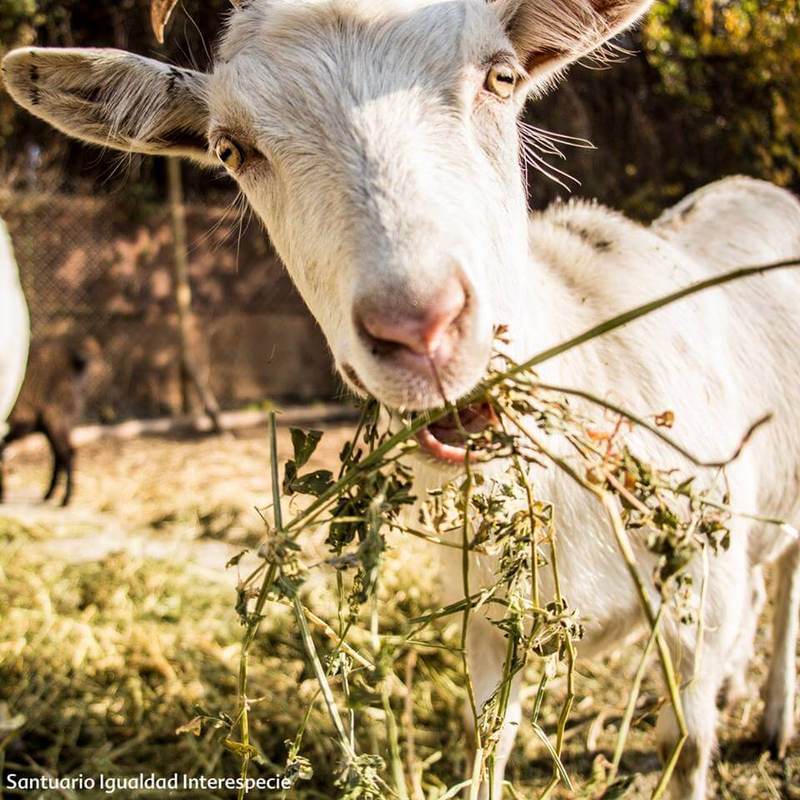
[
  {"xmin": 0, "ymin": 218, "xmax": 30, "ymax": 434},
  {"xmin": 426, "ymin": 176, "xmax": 800, "ymax": 797}
]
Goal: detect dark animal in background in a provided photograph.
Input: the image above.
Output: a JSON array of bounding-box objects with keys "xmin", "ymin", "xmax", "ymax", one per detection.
[{"xmin": 0, "ymin": 338, "xmax": 103, "ymax": 507}]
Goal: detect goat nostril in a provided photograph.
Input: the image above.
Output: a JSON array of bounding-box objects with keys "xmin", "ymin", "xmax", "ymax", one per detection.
[
  {"xmin": 355, "ymin": 274, "xmax": 468, "ymax": 361},
  {"xmin": 425, "ymin": 282, "xmax": 467, "ymax": 355}
]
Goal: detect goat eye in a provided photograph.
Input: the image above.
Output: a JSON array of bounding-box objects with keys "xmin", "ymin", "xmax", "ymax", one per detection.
[
  {"xmin": 215, "ymin": 136, "xmax": 245, "ymax": 171},
  {"xmin": 485, "ymin": 64, "xmax": 516, "ymax": 100}
]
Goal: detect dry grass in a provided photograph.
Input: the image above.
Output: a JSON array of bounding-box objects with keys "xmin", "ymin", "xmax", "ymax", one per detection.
[{"xmin": 0, "ymin": 425, "xmax": 798, "ymax": 799}]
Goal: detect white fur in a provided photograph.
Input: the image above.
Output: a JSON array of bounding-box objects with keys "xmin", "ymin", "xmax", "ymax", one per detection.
[
  {"xmin": 0, "ymin": 218, "xmax": 29, "ymax": 436},
  {"xmin": 4, "ymin": 2, "xmax": 800, "ymax": 796}
]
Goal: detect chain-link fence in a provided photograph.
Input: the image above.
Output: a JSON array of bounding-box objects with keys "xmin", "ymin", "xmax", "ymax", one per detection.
[{"xmin": 0, "ymin": 190, "xmax": 338, "ymax": 423}]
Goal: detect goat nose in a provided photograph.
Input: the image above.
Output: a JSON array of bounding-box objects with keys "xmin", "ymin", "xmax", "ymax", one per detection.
[{"xmin": 356, "ymin": 274, "xmax": 468, "ymax": 360}]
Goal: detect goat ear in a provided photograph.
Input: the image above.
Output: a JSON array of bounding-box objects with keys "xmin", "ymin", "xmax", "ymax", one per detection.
[
  {"xmin": 1, "ymin": 47, "xmax": 213, "ymax": 165},
  {"xmin": 493, "ymin": 0, "xmax": 653, "ymax": 90}
]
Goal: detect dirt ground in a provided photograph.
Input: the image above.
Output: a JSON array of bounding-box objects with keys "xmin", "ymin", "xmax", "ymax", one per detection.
[{"xmin": 1, "ymin": 423, "xmax": 798, "ymax": 799}]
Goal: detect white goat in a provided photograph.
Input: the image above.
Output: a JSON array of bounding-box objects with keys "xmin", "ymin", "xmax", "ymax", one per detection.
[
  {"xmin": 0, "ymin": 217, "xmax": 29, "ymax": 435},
  {"xmin": 4, "ymin": 1, "xmax": 800, "ymax": 796}
]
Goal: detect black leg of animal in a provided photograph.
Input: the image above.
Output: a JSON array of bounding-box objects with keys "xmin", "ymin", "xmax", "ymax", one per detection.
[
  {"xmin": 42, "ymin": 446, "xmax": 62, "ymax": 502},
  {"xmin": 61, "ymin": 446, "xmax": 75, "ymax": 507},
  {"xmin": 41, "ymin": 417, "xmax": 72, "ymax": 504}
]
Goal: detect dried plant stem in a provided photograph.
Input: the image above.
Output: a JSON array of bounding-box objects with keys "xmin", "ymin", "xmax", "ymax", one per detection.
[
  {"xmin": 611, "ymin": 606, "xmax": 663, "ymax": 777},
  {"xmin": 382, "ymin": 687, "xmax": 409, "ymax": 800},
  {"xmin": 393, "ymin": 523, "xmax": 465, "ymax": 549},
  {"xmin": 532, "ymin": 722, "xmax": 572, "ymax": 797},
  {"xmin": 234, "ymin": 413, "xmax": 286, "ymax": 799},
  {"xmin": 489, "ymin": 422, "xmax": 576, "ymax": 797},
  {"xmin": 438, "ymin": 779, "xmax": 473, "ymax": 800},
  {"xmin": 528, "ymin": 380, "xmax": 772, "ymax": 469},
  {"xmin": 402, "ymin": 652, "xmax": 426, "ymax": 800},
  {"xmin": 600, "ymin": 494, "xmax": 688, "ymax": 800},
  {"xmin": 531, "ymin": 671, "xmax": 549, "ymax": 727},
  {"xmin": 546, "ymin": 509, "xmax": 575, "ymax": 795},
  {"xmin": 371, "ymin": 578, "xmax": 410, "ymax": 800},
  {"xmin": 503, "ymin": 406, "xmax": 689, "ymax": 797},
  {"xmin": 486, "ymin": 633, "xmax": 520, "ymax": 800},
  {"xmin": 459, "ymin": 459, "xmax": 485, "ymax": 800},
  {"xmin": 407, "ymin": 589, "xmax": 503, "ymax": 627},
  {"xmin": 291, "ymin": 594, "xmax": 352, "ymax": 753},
  {"xmin": 660, "ymin": 488, "xmax": 795, "ymax": 533},
  {"xmin": 235, "ymin": 651, "xmax": 251, "ymax": 800},
  {"xmin": 298, "ymin": 605, "xmax": 374, "ymax": 668},
  {"xmin": 281, "ymin": 690, "xmax": 321, "ymax": 800}
]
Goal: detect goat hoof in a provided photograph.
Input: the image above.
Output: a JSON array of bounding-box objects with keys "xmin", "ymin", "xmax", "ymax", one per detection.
[
  {"xmin": 759, "ymin": 719, "xmax": 793, "ymax": 761},
  {"xmin": 766, "ymin": 738, "xmax": 786, "ymax": 761}
]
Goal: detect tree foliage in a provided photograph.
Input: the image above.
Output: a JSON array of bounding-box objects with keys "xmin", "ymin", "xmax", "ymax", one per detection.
[{"xmin": 644, "ymin": 0, "xmax": 800, "ymax": 187}]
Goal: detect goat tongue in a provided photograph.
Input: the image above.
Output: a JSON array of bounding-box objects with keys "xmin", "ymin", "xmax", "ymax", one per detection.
[{"xmin": 426, "ymin": 403, "xmax": 494, "ymax": 445}]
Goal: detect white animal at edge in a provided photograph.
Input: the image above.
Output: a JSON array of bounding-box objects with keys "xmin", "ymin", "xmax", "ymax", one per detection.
[
  {"xmin": 0, "ymin": 217, "xmax": 29, "ymax": 435},
  {"xmin": 4, "ymin": 1, "xmax": 800, "ymax": 796}
]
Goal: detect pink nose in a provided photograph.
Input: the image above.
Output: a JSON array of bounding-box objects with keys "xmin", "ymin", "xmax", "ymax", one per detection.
[{"xmin": 355, "ymin": 274, "xmax": 468, "ymax": 363}]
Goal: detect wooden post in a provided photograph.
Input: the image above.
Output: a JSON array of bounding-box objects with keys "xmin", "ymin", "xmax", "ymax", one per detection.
[{"xmin": 166, "ymin": 157, "xmax": 222, "ymax": 431}]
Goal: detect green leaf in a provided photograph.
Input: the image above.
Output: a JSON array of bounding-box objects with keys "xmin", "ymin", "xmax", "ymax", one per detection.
[
  {"xmin": 286, "ymin": 469, "xmax": 335, "ymax": 498},
  {"xmin": 225, "ymin": 549, "xmax": 249, "ymax": 569},
  {"xmin": 283, "ymin": 430, "xmax": 329, "ymax": 496},
  {"xmin": 290, "ymin": 428, "xmax": 323, "ymax": 468},
  {"xmin": 283, "ymin": 460, "xmax": 299, "ymax": 495}
]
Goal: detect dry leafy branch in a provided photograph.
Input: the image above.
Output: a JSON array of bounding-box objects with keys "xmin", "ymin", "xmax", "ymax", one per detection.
[{"xmin": 208, "ymin": 258, "xmax": 800, "ymax": 799}]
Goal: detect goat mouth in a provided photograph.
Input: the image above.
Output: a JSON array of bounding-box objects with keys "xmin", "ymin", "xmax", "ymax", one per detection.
[{"xmin": 414, "ymin": 402, "xmax": 498, "ymax": 465}]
